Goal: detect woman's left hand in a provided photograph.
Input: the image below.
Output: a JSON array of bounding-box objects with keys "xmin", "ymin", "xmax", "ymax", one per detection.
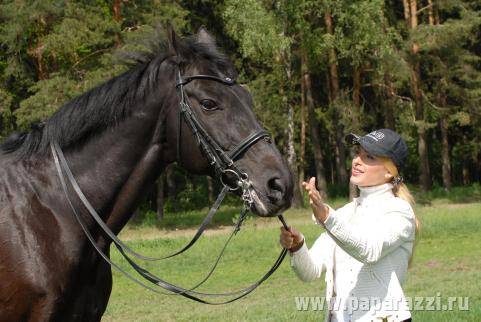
[{"xmin": 302, "ymin": 177, "xmax": 329, "ymax": 223}]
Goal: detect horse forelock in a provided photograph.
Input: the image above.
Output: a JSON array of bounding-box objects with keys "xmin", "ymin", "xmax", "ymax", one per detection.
[
  {"xmin": 183, "ymin": 37, "xmax": 236, "ymax": 77},
  {"xmin": 0, "ymin": 29, "xmax": 235, "ymax": 160}
]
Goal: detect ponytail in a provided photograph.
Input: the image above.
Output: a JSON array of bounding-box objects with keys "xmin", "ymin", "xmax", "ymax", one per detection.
[{"xmin": 383, "ymin": 159, "xmax": 420, "ymax": 267}]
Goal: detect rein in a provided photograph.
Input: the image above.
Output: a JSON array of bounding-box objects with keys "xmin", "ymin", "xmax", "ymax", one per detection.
[{"xmin": 50, "ymin": 68, "xmax": 289, "ymax": 304}]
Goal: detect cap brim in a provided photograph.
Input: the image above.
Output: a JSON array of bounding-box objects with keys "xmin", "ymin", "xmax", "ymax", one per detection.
[{"xmin": 345, "ymin": 133, "xmax": 360, "ymax": 145}]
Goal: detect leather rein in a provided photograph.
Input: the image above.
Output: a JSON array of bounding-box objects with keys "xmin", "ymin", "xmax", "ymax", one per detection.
[{"xmin": 50, "ymin": 68, "xmax": 289, "ymax": 304}]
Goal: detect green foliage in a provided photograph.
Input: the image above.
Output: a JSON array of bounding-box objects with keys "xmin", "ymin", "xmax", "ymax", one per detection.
[
  {"xmin": 15, "ymin": 75, "xmax": 78, "ymax": 128},
  {"xmin": 1, "ymin": 0, "xmax": 480, "ymax": 214},
  {"xmin": 0, "ymin": 0, "xmax": 188, "ymax": 131},
  {"xmin": 223, "ymin": 0, "xmax": 290, "ymax": 64},
  {"xmin": 412, "ymin": 183, "xmax": 481, "ymax": 205},
  {"xmin": 333, "ymin": 0, "xmax": 395, "ymax": 67},
  {"xmin": 0, "ymin": 88, "xmax": 13, "ymax": 116}
]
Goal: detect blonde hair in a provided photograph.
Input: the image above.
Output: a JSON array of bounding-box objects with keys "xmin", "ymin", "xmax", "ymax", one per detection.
[{"xmin": 383, "ymin": 159, "xmax": 420, "ymax": 266}]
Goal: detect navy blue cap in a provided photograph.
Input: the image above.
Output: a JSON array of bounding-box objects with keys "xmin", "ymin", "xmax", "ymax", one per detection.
[{"xmin": 346, "ymin": 129, "xmax": 408, "ymax": 169}]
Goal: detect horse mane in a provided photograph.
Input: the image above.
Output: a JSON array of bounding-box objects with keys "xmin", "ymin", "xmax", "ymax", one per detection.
[{"xmin": 0, "ymin": 29, "xmax": 235, "ymax": 159}]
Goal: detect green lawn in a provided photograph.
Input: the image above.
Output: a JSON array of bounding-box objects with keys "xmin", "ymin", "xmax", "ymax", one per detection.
[{"xmin": 102, "ymin": 201, "xmax": 481, "ymax": 321}]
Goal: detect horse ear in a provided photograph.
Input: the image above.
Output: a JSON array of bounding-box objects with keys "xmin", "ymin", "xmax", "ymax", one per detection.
[
  {"xmin": 167, "ymin": 22, "xmax": 183, "ymax": 56},
  {"xmin": 196, "ymin": 27, "xmax": 216, "ymax": 46}
]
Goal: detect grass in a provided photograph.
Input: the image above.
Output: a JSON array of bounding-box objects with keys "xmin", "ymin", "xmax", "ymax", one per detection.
[
  {"xmin": 128, "ymin": 196, "xmax": 351, "ymax": 232},
  {"xmin": 102, "ymin": 200, "xmax": 481, "ymax": 322}
]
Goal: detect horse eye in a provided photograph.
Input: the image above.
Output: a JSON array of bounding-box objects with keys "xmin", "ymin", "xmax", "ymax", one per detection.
[{"xmin": 200, "ymin": 99, "xmax": 218, "ymax": 111}]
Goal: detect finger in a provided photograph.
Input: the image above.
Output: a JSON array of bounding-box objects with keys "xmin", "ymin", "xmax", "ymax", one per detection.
[
  {"xmin": 311, "ymin": 198, "xmax": 323, "ymax": 209},
  {"xmin": 309, "ymin": 190, "xmax": 322, "ymax": 202},
  {"xmin": 280, "ymin": 230, "xmax": 293, "ymax": 241},
  {"xmin": 305, "ymin": 186, "xmax": 317, "ymax": 195},
  {"xmin": 308, "ymin": 191, "xmax": 322, "ymax": 204},
  {"xmin": 309, "ymin": 177, "xmax": 316, "ymax": 188},
  {"xmin": 280, "ymin": 237, "xmax": 293, "ymax": 247},
  {"xmin": 286, "ymin": 226, "xmax": 299, "ymax": 237},
  {"xmin": 309, "ymin": 198, "xmax": 323, "ymax": 212},
  {"xmin": 280, "ymin": 227, "xmax": 292, "ymax": 234},
  {"xmin": 308, "ymin": 179, "xmax": 320, "ymax": 194}
]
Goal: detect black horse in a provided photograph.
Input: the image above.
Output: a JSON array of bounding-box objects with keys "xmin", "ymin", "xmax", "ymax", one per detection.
[{"xmin": 0, "ymin": 27, "xmax": 293, "ymax": 321}]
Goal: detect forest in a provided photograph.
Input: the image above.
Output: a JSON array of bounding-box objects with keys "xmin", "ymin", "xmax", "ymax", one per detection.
[{"xmin": 1, "ymin": 0, "xmax": 480, "ymax": 215}]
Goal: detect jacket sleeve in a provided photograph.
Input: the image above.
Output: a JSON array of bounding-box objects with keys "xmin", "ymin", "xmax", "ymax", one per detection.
[
  {"xmin": 322, "ymin": 199, "xmax": 415, "ymax": 264},
  {"xmin": 289, "ymin": 233, "xmax": 328, "ymax": 282}
]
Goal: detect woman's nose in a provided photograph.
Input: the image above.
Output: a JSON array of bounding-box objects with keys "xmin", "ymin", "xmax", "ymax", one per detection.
[{"xmin": 352, "ymin": 155, "xmax": 361, "ymax": 164}]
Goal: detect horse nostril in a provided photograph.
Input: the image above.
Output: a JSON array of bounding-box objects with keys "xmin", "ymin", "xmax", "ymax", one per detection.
[{"xmin": 267, "ymin": 177, "xmax": 285, "ymax": 202}]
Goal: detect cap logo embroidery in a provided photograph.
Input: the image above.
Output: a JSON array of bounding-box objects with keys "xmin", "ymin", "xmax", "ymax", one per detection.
[{"xmin": 366, "ymin": 131, "xmax": 385, "ymax": 141}]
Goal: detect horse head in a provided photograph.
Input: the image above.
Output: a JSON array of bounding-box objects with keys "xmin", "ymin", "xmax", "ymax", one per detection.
[{"xmin": 163, "ymin": 27, "xmax": 293, "ymax": 216}]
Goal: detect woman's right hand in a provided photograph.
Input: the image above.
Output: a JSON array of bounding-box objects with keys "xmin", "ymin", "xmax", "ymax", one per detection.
[{"xmin": 280, "ymin": 226, "xmax": 304, "ymax": 252}]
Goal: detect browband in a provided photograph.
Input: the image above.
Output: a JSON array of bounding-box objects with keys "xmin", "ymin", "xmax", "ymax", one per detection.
[{"xmin": 176, "ymin": 74, "xmax": 235, "ymax": 87}]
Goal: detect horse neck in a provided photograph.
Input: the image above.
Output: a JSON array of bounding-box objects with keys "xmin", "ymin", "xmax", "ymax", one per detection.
[{"xmin": 64, "ymin": 66, "xmax": 175, "ymax": 235}]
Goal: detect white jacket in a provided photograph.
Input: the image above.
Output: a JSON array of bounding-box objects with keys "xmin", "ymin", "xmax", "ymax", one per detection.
[{"xmin": 290, "ymin": 183, "xmax": 415, "ymax": 322}]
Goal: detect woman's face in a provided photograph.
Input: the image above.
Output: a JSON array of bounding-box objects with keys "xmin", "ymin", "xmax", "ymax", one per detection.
[{"xmin": 350, "ymin": 147, "xmax": 392, "ymax": 187}]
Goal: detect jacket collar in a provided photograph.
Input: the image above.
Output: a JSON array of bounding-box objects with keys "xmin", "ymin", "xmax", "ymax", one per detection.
[{"xmin": 356, "ymin": 183, "xmax": 394, "ymax": 205}]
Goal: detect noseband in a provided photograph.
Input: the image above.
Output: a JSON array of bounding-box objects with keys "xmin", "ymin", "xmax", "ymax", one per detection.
[{"xmin": 50, "ymin": 67, "xmax": 289, "ymax": 305}]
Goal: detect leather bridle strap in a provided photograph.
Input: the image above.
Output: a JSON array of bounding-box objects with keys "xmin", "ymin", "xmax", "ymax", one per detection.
[
  {"xmin": 50, "ymin": 68, "xmax": 288, "ymax": 304},
  {"xmin": 51, "ymin": 141, "xmax": 229, "ymax": 261},
  {"xmin": 116, "ymin": 241, "xmax": 287, "ymax": 304},
  {"xmin": 175, "ymin": 71, "xmax": 271, "ymax": 178},
  {"xmin": 228, "ymin": 130, "xmax": 271, "ymax": 160},
  {"xmin": 51, "ymin": 141, "xmax": 288, "ymax": 304},
  {"xmin": 177, "ymin": 74, "xmax": 235, "ymax": 87}
]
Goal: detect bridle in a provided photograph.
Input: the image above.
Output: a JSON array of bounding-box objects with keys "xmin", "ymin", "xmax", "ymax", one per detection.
[
  {"xmin": 50, "ymin": 67, "xmax": 289, "ymax": 305},
  {"xmin": 175, "ymin": 70, "xmax": 270, "ymax": 195}
]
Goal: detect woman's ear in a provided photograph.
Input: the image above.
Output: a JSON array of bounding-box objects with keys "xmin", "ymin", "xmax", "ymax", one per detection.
[{"xmin": 384, "ymin": 171, "xmax": 394, "ymax": 180}]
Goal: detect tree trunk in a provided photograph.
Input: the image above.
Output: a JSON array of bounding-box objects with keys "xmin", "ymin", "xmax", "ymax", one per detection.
[
  {"xmin": 462, "ymin": 161, "xmax": 470, "ymax": 185},
  {"xmin": 439, "ymin": 115, "xmax": 451, "ymax": 190},
  {"xmin": 112, "ymin": 0, "xmax": 122, "ymax": 48},
  {"xmin": 352, "ymin": 67, "xmax": 361, "ymax": 112},
  {"xmin": 287, "ymin": 100, "xmax": 303, "ymax": 208},
  {"xmin": 349, "ymin": 66, "xmax": 362, "ymax": 200},
  {"xmin": 476, "ymin": 150, "xmax": 481, "ymax": 184},
  {"xmin": 32, "ymin": 16, "xmax": 49, "ymax": 80},
  {"xmin": 165, "ymin": 164, "xmax": 177, "ymax": 200},
  {"xmin": 380, "ymin": 12, "xmax": 396, "ymax": 130},
  {"xmin": 384, "ymin": 74, "xmax": 396, "ymax": 129},
  {"xmin": 429, "ymin": 12, "xmax": 450, "ymax": 191},
  {"xmin": 404, "ymin": 0, "xmax": 431, "ymax": 191},
  {"xmin": 280, "ymin": 53, "xmax": 303, "ymax": 208},
  {"xmin": 206, "ymin": 176, "xmax": 214, "ymax": 204},
  {"xmin": 130, "ymin": 209, "xmax": 142, "ymax": 224},
  {"xmin": 402, "ymin": 0, "xmax": 411, "ymax": 27},
  {"xmin": 462, "ymin": 133, "xmax": 470, "ymax": 185},
  {"xmin": 427, "ymin": 0, "xmax": 435, "ymax": 25},
  {"xmin": 157, "ymin": 176, "xmax": 164, "ymax": 221},
  {"xmin": 302, "ymin": 51, "xmax": 328, "ymax": 199},
  {"xmin": 299, "ymin": 65, "xmax": 306, "ymax": 195},
  {"xmin": 324, "ymin": 10, "xmax": 348, "ymax": 186}
]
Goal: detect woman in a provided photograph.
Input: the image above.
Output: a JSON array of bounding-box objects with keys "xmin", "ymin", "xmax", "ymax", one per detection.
[{"xmin": 281, "ymin": 129, "xmax": 419, "ymax": 322}]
